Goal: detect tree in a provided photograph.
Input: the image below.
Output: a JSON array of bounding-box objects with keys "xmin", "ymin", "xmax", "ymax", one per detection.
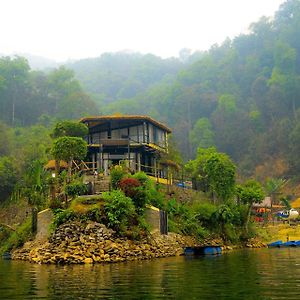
[
  {"xmin": 0, "ymin": 157, "xmax": 17, "ymax": 202},
  {"xmin": 0, "ymin": 56, "xmax": 30, "ymax": 125},
  {"xmin": 51, "ymin": 121, "xmax": 88, "ymax": 138},
  {"xmin": 188, "ymin": 147, "xmax": 236, "ymax": 203},
  {"xmin": 189, "ymin": 118, "xmax": 215, "ymax": 156},
  {"xmin": 51, "ymin": 137, "xmax": 87, "ymax": 178},
  {"xmin": 265, "ymin": 178, "xmax": 287, "ymax": 205},
  {"xmin": 236, "ymin": 180, "xmax": 264, "ymax": 232}
]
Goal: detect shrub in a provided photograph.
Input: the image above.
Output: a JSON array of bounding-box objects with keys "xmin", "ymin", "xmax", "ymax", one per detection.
[
  {"xmin": 132, "ymin": 172, "xmax": 151, "ymax": 187},
  {"xmin": 110, "ymin": 165, "xmax": 126, "ymax": 189},
  {"xmin": 119, "ymin": 177, "xmax": 141, "ymax": 198},
  {"xmin": 52, "ymin": 209, "xmax": 77, "ymax": 229},
  {"xmin": 85, "ymin": 207, "xmax": 103, "ymax": 223},
  {"xmin": 193, "ymin": 202, "xmax": 217, "ymax": 229},
  {"xmin": 103, "ymin": 190, "xmax": 135, "ymax": 230},
  {"xmin": 181, "ymin": 219, "xmax": 209, "ymax": 240},
  {"xmin": 0, "ymin": 218, "xmax": 32, "ymax": 254},
  {"xmin": 119, "ymin": 177, "xmax": 155, "ymax": 212},
  {"xmin": 65, "ymin": 182, "xmax": 87, "ymax": 198},
  {"xmin": 145, "ymin": 186, "xmax": 165, "ymax": 210}
]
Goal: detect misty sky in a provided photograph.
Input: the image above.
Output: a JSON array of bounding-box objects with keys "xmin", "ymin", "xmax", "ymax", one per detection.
[{"xmin": 1, "ymin": 0, "xmax": 285, "ymax": 61}]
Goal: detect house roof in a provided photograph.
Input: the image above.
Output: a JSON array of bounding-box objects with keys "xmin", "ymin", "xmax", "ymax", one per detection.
[
  {"xmin": 291, "ymin": 198, "xmax": 300, "ymax": 208},
  {"xmin": 80, "ymin": 114, "xmax": 172, "ymax": 133},
  {"xmin": 44, "ymin": 160, "xmax": 68, "ymax": 170}
]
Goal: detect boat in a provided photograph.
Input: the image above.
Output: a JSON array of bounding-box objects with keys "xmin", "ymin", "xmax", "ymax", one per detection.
[
  {"xmin": 276, "ymin": 209, "xmax": 299, "ymax": 220},
  {"xmin": 267, "ymin": 240, "xmax": 283, "ymax": 247},
  {"xmin": 268, "ymin": 240, "xmax": 300, "ymax": 248},
  {"xmin": 184, "ymin": 246, "xmax": 222, "ymax": 256},
  {"xmin": 2, "ymin": 252, "xmax": 11, "ymax": 260}
]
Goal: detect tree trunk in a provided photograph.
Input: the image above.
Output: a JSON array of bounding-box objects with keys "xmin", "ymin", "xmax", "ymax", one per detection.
[
  {"xmin": 67, "ymin": 159, "xmax": 72, "ymax": 182},
  {"xmin": 55, "ymin": 159, "xmax": 60, "ymax": 176},
  {"xmin": 245, "ymin": 203, "xmax": 252, "ymax": 234}
]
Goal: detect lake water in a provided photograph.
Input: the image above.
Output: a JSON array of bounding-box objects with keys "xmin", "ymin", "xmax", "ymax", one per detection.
[{"xmin": 1, "ymin": 248, "xmax": 300, "ymax": 299}]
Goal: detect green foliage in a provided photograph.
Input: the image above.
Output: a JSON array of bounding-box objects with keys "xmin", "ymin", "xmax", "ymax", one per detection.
[
  {"xmin": 236, "ymin": 180, "xmax": 265, "ymax": 205},
  {"xmin": 145, "ymin": 186, "xmax": 165, "ymax": 210},
  {"xmin": 65, "ymin": 182, "xmax": 88, "ymax": 198},
  {"xmin": 66, "ymin": 52, "xmax": 182, "ymax": 103},
  {"xmin": 193, "ymin": 202, "xmax": 217, "ymax": 228},
  {"xmin": 188, "ymin": 147, "xmax": 236, "ymax": 202},
  {"xmin": 103, "ymin": 190, "xmax": 135, "ymax": 230},
  {"xmin": 281, "ymin": 196, "xmax": 291, "ymax": 210},
  {"xmin": 189, "ymin": 118, "xmax": 215, "ymax": 153},
  {"xmin": 0, "ymin": 156, "xmax": 17, "ymax": 201},
  {"xmin": 51, "ymin": 136, "xmax": 87, "ymax": 162},
  {"xmin": 132, "ymin": 171, "xmax": 151, "ymax": 187},
  {"xmin": 52, "ymin": 209, "xmax": 78, "ymax": 229},
  {"xmin": 0, "ymin": 217, "xmax": 32, "ymax": 254},
  {"xmin": 51, "ymin": 121, "xmax": 88, "ymax": 138},
  {"xmin": 265, "ymin": 178, "xmax": 286, "ymax": 196},
  {"xmin": 110, "ymin": 165, "xmax": 126, "ymax": 189}
]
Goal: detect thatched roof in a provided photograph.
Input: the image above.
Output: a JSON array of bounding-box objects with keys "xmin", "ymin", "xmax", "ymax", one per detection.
[
  {"xmin": 291, "ymin": 198, "xmax": 300, "ymax": 208},
  {"xmin": 80, "ymin": 114, "xmax": 172, "ymax": 133},
  {"xmin": 44, "ymin": 160, "xmax": 68, "ymax": 170}
]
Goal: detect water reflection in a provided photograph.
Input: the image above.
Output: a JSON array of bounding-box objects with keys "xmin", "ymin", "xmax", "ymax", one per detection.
[{"xmin": 1, "ymin": 249, "xmax": 300, "ymax": 299}]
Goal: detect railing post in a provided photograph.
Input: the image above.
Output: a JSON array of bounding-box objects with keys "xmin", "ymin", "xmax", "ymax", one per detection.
[{"xmin": 31, "ymin": 207, "xmax": 38, "ymax": 234}]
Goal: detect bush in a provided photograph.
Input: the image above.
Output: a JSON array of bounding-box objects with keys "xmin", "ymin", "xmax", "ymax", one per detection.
[
  {"xmin": 0, "ymin": 218, "xmax": 32, "ymax": 254},
  {"xmin": 132, "ymin": 172, "xmax": 151, "ymax": 187},
  {"xmin": 85, "ymin": 207, "xmax": 103, "ymax": 223},
  {"xmin": 110, "ymin": 165, "xmax": 126, "ymax": 189},
  {"xmin": 145, "ymin": 186, "xmax": 165, "ymax": 210},
  {"xmin": 119, "ymin": 177, "xmax": 158, "ymax": 212},
  {"xmin": 65, "ymin": 182, "xmax": 87, "ymax": 198},
  {"xmin": 52, "ymin": 209, "xmax": 77, "ymax": 229},
  {"xmin": 193, "ymin": 202, "xmax": 217, "ymax": 229},
  {"xmin": 119, "ymin": 177, "xmax": 141, "ymax": 198},
  {"xmin": 103, "ymin": 190, "xmax": 135, "ymax": 230}
]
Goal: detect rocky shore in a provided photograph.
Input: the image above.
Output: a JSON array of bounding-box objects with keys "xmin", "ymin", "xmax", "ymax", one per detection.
[{"xmin": 12, "ymin": 221, "xmax": 198, "ymax": 264}]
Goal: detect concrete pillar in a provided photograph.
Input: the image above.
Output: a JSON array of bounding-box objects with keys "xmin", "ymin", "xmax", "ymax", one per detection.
[{"xmin": 137, "ymin": 152, "xmax": 141, "ymax": 172}]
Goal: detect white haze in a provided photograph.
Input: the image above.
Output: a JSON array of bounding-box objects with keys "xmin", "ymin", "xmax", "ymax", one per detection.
[{"xmin": 0, "ymin": 0, "xmax": 285, "ymax": 62}]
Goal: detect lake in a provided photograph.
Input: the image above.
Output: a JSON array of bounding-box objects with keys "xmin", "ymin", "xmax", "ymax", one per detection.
[{"xmin": 1, "ymin": 248, "xmax": 300, "ymax": 299}]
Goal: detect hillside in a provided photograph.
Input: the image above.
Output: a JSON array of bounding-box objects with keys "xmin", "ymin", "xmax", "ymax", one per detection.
[
  {"xmin": 1, "ymin": 1, "xmax": 300, "ymax": 182},
  {"xmin": 66, "ymin": 52, "xmax": 183, "ymax": 104},
  {"xmin": 80, "ymin": 0, "xmax": 300, "ymax": 180}
]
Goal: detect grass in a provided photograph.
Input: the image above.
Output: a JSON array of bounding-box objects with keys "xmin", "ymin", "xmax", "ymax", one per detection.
[
  {"xmin": 257, "ymin": 223, "xmax": 300, "ymax": 243},
  {"xmin": 0, "ymin": 217, "xmax": 33, "ymax": 254},
  {"xmin": 69, "ymin": 195, "xmax": 104, "ymax": 214}
]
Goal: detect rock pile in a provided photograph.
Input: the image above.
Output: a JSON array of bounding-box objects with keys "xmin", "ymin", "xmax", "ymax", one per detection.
[
  {"xmin": 12, "ymin": 221, "xmax": 197, "ymax": 264},
  {"xmin": 245, "ymin": 238, "xmax": 267, "ymax": 248}
]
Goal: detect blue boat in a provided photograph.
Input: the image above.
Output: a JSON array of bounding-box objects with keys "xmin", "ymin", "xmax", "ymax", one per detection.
[
  {"xmin": 184, "ymin": 246, "xmax": 222, "ymax": 256},
  {"xmin": 282, "ymin": 240, "xmax": 300, "ymax": 247},
  {"xmin": 267, "ymin": 240, "xmax": 283, "ymax": 247},
  {"xmin": 268, "ymin": 240, "xmax": 300, "ymax": 248},
  {"xmin": 2, "ymin": 252, "xmax": 11, "ymax": 260}
]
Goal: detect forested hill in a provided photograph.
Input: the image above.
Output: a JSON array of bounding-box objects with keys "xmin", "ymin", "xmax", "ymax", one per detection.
[
  {"xmin": 0, "ymin": 60, "xmax": 98, "ymax": 126},
  {"xmin": 1, "ymin": 0, "xmax": 300, "ymax": 181},
  {"xmin": 92, "ymin": 0, "xmax": 300, "ymax": 179},
  {"xmin": 66, "ymin": 52, "xmax": 184, "ymax": 103}
]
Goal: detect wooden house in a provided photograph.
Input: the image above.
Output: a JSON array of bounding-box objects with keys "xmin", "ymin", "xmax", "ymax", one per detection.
[{"xmin": 80, "ymin": 115, "xmax": 172, "ymax": 182}]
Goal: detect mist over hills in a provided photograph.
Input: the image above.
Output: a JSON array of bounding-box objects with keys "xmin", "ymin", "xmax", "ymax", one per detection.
[{"xmin": 1, "ymin": 0, "xmax": 300, "ymax": 180}]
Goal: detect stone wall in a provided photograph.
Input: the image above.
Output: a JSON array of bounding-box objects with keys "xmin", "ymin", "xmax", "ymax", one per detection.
[
  {"xmin": 0, "ymin": 201, "xmax": 31, "ymax": 229},
  {"xmin": 12, "ymin": 221, "xmax": 198, "ymax": 264},
  {"xmin": 35, "ymin": 209, "xmax": 54, "ymax": 242},
  {"xmin": 145, "ymin": 206, "xmax": 161, "ymax": 233}
]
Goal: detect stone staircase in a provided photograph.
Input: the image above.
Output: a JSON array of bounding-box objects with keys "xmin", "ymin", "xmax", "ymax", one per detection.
[
  {"xmin": 94, "ymin": 178, "xmax": 110, "ymax": 193},
  {"xmin": 83, "ymin": 174, "xmax": 111, "ymax": 194}
]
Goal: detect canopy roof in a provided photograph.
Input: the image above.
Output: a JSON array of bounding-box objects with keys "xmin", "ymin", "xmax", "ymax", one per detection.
[{"xmin": 80, "ymin": 114, "xmax": 172, "ymax": 133}]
